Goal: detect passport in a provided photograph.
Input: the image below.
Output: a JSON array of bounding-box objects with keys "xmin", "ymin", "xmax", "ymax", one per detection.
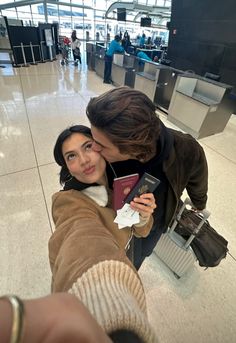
[
  {"xmin": 124, "ymin": 172, "xmax": 160, "ymax": 204},
  {"xmin": 112, "ymin": 173, "xmax": 139, "ymax": 211}
]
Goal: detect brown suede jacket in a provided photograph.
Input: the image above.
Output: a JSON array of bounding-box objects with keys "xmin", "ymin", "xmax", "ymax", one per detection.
[{"xmin": 49, "ymin": 186, "xmax": 153, "ymax": 292}]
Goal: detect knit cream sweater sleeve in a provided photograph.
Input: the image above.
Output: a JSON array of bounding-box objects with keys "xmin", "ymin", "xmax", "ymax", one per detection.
[{"xmin": 69, "ymin": 260, "xmax": 158, "ymax": 343}]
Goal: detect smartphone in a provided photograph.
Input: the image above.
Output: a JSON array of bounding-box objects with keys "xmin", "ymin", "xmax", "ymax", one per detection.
[{"xmin": 124, "ymin": 172, "xmax": 160, "ymax": 204}]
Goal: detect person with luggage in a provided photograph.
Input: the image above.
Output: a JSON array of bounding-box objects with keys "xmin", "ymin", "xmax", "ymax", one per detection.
[
  {"xmin": 86, "ymin": 86, "xmax": 209, "ymax": 270},
  {"xmin": 48, "ymin": 125, "xmax": 158, "ymax": 343},
  {"xmin": 71, "ymin": 30, "xmax": 81, "ymax": 66},
  {"xmin": 103, "ymin": 35, "xmax": 124, "ymax": 84}
]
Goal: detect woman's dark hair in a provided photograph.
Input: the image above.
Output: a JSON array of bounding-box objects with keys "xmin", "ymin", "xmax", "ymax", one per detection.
[
  {"xmin": 71, "ymin": 30, "xmax": 77, "ymax": 42},
  {"xmin": 54, "ymin": 125, "xmax": 92, "ymax": 185},
  {"xmin": 86, "ymin": 87, "xmax": 161, "ymax": 161}
]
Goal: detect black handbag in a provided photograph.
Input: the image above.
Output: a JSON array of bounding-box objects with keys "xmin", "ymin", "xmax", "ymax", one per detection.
[{"xmin": 175, "ymin": 203, "xmax": 228, "ymax": 268}]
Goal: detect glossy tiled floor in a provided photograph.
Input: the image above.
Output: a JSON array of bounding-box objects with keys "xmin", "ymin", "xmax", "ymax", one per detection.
[{"xmin": 1, "ymin": 56, "xmax": 236, "ymax": 343}]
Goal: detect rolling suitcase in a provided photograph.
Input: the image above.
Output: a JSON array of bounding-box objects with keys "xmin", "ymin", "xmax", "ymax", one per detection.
[{"xmin": 154, "ymin": 198, "xmax": 210, "ymax": 278}]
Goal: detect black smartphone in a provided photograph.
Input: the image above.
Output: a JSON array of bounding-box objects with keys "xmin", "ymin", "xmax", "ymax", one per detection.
[{"xmin": 124, "ymin": 172, "xmax": 160, "ymax": 204}]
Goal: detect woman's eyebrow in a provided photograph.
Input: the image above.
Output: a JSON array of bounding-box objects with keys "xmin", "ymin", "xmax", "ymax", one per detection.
[
  {"xmin": 64, "ymin": 150, "xmax": 75, "ymax": 157},
  {"xmin": 81, "ymin": 139, "xmax": 93, "ymax": 148},
  {"xmin": 63, "ymin": 139, "xmax": 92, "ymax": 156}
]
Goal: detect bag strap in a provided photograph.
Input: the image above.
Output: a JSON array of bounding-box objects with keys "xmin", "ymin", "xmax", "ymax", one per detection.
[{"xmin": 169, "ymin": 198, "xmax": 211, "ymax": 249}]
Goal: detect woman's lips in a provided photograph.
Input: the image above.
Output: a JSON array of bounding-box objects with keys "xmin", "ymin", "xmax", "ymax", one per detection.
[{"xmin": 83, "ymin": 166, "xmax": 95, "ymax": 175}]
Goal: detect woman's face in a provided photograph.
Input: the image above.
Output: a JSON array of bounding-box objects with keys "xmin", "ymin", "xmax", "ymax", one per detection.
[{"xmin": 62, "ymin": 133, "xmax": 106, "ymax": 184}]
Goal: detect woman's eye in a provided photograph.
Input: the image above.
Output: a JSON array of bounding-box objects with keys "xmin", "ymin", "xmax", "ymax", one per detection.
[
  {"xmin": 85, "ymin": 143, "xmax": 93, "ymax": 150},
  {"xmin": 67, "ymin": 153, "xmax": 76, "ymax": 161}
]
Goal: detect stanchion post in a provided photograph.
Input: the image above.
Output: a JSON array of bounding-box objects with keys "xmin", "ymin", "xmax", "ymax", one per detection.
[
  {"xmin": 12, "ymin": 46, "xmax": 21, "ymax": 68},
  {"xmin": 40, "ymin": 41, "xmax": 46, "ymax": 63},
  {"xmin": 21, "ymin": 43, "xmax": 29, "ymax": 67},
  {"xmin": 48, "ymin": 45, "xmax": 53, "ymax": 62},
  {"xmin": 30, "ymin": 42, "xmax": 37, "ymax": 65}
]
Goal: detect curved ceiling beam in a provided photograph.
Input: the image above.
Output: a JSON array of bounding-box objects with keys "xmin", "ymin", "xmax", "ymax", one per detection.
[{"xmin": 105, "ymin": 1, "xmax": 171, "ymax": 19}]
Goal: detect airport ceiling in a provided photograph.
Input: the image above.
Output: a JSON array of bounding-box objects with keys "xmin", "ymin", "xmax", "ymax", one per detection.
[{"xmin": 0, "ymin": 1, "xmax": 171, "ymax": 26}]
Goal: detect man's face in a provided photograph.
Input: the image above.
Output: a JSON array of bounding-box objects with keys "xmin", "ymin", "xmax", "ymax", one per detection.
[{"xmin": 91, "ymin": 126, "xmax": 132, "ymax": 163}]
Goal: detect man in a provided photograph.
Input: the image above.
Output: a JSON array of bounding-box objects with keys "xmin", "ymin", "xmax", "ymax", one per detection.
[
  {"xmin": 103, "ymin": 35, "xmax": 124, "ymax": 84},
  {"xmin": 86, "ymin": 87, "xmax": 208, "ymax": 270}
]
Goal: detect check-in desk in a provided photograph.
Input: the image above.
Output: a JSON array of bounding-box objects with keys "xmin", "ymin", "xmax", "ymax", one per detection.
[
  {"xmin": 154, "ymin": 66, "xmax": 185, "ymax": 112},
  {"xmin": 134, "ymin": 61, "xmax": 160, "ymax": 101},
  {"xmin": 112, "ymin": 53, "xmax": 136, "ymax": 87},
  {"xmin": 168, "ymin": 75, "xmax": 234, "ymax": 139},
  {"xmin": 94, "ymin": 43, "xmax": 106, "ymax": 78}
]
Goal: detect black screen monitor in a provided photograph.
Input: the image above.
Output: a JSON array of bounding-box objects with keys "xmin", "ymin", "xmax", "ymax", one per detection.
[
  {"xmin": 117, "ymin": 8, "xmax": 126, "ymax": 21},
  {"xmin": 141, "ymin": 17, "xmax": 151, "ymax": 27}
]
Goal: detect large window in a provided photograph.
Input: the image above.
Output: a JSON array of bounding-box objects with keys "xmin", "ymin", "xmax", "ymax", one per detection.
[
  {"xmin": 16, "ymin": 5, "xmax": 32, "ymax": 26},
  {"xmin": 0, "ymin": 0, "xmax": 169, "ymax": 42},
  {"xmin": 1, "ymin": 8, "xmax": 17, "ymax": 19},
  {"xmin": 31, "ymin": 3, "xmax": 45, "ymax": 26}
]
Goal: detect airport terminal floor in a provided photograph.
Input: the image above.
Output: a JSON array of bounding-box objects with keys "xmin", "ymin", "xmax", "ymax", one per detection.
[{"xmin": 1, "ymin": 53, "xmax": 236, "ymax": 343}]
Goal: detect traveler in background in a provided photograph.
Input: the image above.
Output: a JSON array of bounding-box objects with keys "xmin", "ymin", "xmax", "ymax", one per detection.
[
  {"xmin": 103, "ymin": 35, "xmax": 124, "ymax": 84},
  {"xmin": 71, "ymin": 30, "xmax": 81, "ymax": 65},
  {"xmin": 146, "ymin": 37, "xmax": 153, "ymax": 47},
  {"xmin": 139, "ymin": 33, "xmax": 146, "ymax": 47},
  {"xmin": 122, "ymin": 31, "xmax": 131, "ymax": 52},
  {"xmin": 86, "ymin": 86, "xmax": 208, "ymax": 270}
]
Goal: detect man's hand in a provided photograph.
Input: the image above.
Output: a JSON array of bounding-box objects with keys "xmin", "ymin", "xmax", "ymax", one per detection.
[{"xmin": 130, "ymin": 193, "xmax": 156, "ymax": 220}]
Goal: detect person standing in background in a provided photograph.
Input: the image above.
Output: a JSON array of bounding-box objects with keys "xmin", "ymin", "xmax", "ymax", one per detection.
[
  {"xmin": 103, "ymin": 35, "xmax": 124, "ymax": 84},
  {"xmin": 139, "ymin": 33, "xmax": 146, "ymax": 47},
  {"xmin": 71, "ymin": 30, "xmax": 81, "ymax": 66}
]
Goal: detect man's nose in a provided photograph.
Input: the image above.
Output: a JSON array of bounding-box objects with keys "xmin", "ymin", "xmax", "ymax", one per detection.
[{"xmin": 92, "ymin": 141, "xmax": 102, "ymax": 152}]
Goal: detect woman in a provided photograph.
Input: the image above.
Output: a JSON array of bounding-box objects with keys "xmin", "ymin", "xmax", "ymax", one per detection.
[
  {"xmin": 49, "ymin": 125, "xmax": 157, "ymax": 343},
  {"xmin": 71, "ymin": 30, "xmax": 81, "ymax": 65}
]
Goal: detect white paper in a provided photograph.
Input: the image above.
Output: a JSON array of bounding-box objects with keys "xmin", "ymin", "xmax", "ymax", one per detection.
[{"xmin": 114, "ymin": 203, "xmax": 140, "ymax": 229}]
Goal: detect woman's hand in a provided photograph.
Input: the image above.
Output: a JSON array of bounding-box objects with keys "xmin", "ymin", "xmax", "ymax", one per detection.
[{"xmin": 130, "ymin": 193, "xmax": 157, "ymax": 220}]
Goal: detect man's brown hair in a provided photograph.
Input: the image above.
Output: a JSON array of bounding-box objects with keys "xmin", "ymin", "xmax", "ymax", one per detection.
[{"xmin": 86, "ymin": 87, "xmax": 161, "ymax": 160}]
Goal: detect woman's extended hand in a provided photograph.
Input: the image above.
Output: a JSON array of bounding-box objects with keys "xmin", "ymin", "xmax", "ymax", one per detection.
[{"xmin": 130, "ymin": 193, "xmax": 157, "ymax": 220}]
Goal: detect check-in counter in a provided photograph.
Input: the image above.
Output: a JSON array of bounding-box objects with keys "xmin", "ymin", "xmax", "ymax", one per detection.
[
  {"xmin": 134, "ymin": 60, "xmax": 160, "ymax": 101},
  {"xmin": 112, "ymin": 53, "xmax": 136, "ymax": 87},
  {"xmin": 94, "ymin": 43, "xmax": 106, "ymax": 78},
  {"xmin": 168, "ymin": 75, "xmax": 234, "ymax": 138},
  {"xmin": 154, "ymin": 66, "xmax": 186, "ymax": 112}
]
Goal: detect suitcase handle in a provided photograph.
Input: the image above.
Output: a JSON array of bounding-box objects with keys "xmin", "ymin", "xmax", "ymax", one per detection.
[{"xmin": 169, "ymin": 198, "xmax": 211, "ymax": 249}]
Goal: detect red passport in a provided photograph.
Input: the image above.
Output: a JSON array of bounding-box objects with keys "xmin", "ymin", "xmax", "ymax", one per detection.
[{"xmin": 112, "ymin": 173, "xmax": 139, "ymax": 211}]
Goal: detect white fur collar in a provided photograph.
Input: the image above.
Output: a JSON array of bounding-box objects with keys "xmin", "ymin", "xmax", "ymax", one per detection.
[{"xmin": 81, "ymin": 185, "xmax": 108, "ymax": 207}]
